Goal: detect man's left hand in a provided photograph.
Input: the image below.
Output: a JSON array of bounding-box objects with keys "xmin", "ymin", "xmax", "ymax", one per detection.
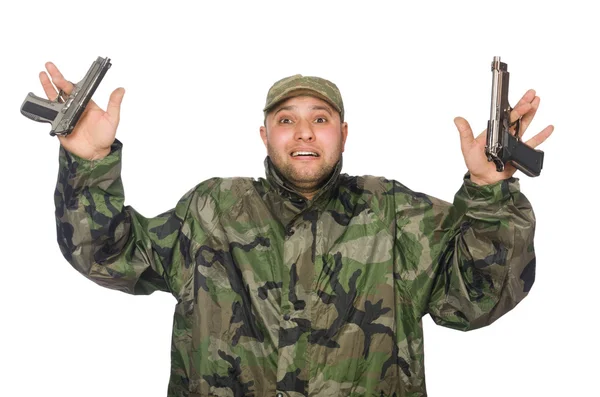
[{"xmin": 454, "ymin": 89, "xmax": 554, "ymax": 185}]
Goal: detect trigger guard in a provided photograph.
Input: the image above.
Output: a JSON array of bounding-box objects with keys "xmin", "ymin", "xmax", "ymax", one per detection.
[{"xmin": 508, "ymin": 107, "xmax": 522, "ymax": 140}]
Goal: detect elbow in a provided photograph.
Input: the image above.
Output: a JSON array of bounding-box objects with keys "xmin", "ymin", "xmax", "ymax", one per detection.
[
  {"xmin": 56, "ymin": 219, "xmax": 137, "ymax": 293},
  {"xmin": 56, "ymin": 220, "xmax": 87, "ymax": 271},
  {"xmin": 429, "ymin": 256, "xmax": 536, "ymax": 332}
]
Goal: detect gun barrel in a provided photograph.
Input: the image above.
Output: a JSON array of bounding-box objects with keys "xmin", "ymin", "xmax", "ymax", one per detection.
[
  {"xmin": 21, "ymin": 56, "xmax": 112, "ymax": 136},
  {"xmin": 53, "ymin": 57, "xmax": 111, "ymax": 135},
  {"xmin": 74, "ymin": 57, "xmax": 112, "ymax": 113},
  {"xmin": 487, "ymin": 56, "xmax": 506, "ymax": 160},
  {"xmin": 484, "ymin": 56, "xmax": 545, "ymax": 177}
]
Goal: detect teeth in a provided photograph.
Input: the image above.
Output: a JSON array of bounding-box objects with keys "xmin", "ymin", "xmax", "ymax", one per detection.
[{"xmin": 292, "ymin": 151, "xmax": 318, "ymax": 157}]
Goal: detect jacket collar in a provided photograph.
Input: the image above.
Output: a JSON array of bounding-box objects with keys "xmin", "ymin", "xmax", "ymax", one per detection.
[{"xmin": 264, "ymin": 156, "xmax": 343, "ymax": 206}]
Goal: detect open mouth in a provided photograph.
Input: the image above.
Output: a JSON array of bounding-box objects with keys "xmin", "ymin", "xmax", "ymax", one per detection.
[{"xmin": 291, "ymin": 151, "xmax": 319, "ymax": 158}]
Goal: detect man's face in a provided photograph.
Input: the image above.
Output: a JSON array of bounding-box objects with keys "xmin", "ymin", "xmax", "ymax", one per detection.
[{"xmin": 260, "ymin": 95, "xmax": 348, "ymax": 199}]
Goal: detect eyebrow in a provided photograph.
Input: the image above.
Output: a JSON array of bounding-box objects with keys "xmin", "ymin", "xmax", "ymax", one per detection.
[
  {"xmin": 273, "ymin": 105, "xmax": 333, "ymax": 116},
  {"xmin": 274, "ymin": 105, "xmax": 296, "ymax": 116},
  {"xmin": 310, "ymin": 105, "xmax": 333, "ymax": 115}
]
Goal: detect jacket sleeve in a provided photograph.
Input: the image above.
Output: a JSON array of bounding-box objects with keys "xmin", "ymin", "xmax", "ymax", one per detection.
[
  {"xmin": 398, "ymin": 174, "xmax": 536, "ymax": 332},
  {"xmin": 54, "ymin": 139, "xmax": 194, "ymax": 297}
]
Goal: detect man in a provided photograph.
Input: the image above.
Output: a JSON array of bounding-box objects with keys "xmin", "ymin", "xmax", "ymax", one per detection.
[{"xmin": 41, "ymin": 61, "xmax": 553, "ymax": 396}]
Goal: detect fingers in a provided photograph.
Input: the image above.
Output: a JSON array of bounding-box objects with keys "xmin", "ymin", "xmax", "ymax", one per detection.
[
  {"xmin": 519, "ymin": 95, "xmax": 540, "ymax": 133},
  {"xmin": 454, "ymin": 117, "xmax": 475, "ymax": 154},
  {"xmin": 509, "ymin": 102, "xmax": 533, "ymax": 125},
  {"xmin": 106, "ymin": 88, "xmax": 126, "ymax": 124},
  {"xmin": 524, "ymin": 125, "xmax": 554, "ymax": 149},
  {"xmin": 39, "ymin": 62, "xmax": 74, "ymax": 100},
  {"xmin": 45, "ymin": 62, "xmax": 74, "ymax": 94},
  {"xmin": 508, "ymin": 89, "xmax": 540, "ymax": 137},
  {"xmin": 39, "ymin": 71, "xmax": 56, "ymax": 100},
  {"xmin": 512, "ymin": 89, "xmax": 536, "ymax": 111}
]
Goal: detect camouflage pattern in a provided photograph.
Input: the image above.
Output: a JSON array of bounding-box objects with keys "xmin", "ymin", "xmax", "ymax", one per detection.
[
  {"xmin": 263, "ymin": 75, "xmax": 345, "ymax": 121},
  {"xmin": 54, "ymin": 140, "xmax": 536, "ymax": 397}
]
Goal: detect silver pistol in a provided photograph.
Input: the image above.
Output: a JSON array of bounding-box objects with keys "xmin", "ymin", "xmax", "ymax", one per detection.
[
  {"xmin": 21, "ymin": 56, "xmax": 111, "ymax": 137},
  {"xmin": 485, "ymin": 56, "xmax": 544, "ymax": 177}
]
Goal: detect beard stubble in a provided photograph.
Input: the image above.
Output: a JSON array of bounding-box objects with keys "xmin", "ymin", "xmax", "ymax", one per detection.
[{"xmin": 266, "ymin": 142, "xmax": 341, "ymax": 195}]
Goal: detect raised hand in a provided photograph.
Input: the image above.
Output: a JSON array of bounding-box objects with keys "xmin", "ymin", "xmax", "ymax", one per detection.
[
  {"xmin": 454, "ymin": 89, "xmax": 554, "ymax": 185},
  {"xmin": 40, "ymin": 62, "xmax": 125, "ymax": 160}
]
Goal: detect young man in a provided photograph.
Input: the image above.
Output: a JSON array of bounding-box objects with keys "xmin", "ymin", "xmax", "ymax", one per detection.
[{"xmin": 42, "ymin": 62, "xmax": 553, "ymax": 396}]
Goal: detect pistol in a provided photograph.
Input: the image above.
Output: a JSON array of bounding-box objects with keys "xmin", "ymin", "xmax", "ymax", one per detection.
[
  {"xmin": 20, "ymin": 56, "xmax": 111, "ymax": 137},
  {"xmin": 485, "ymin": 56, "xmax": 544, "ymax": 177}
]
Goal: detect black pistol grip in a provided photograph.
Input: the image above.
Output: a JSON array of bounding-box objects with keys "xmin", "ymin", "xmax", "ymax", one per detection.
[
  {"xmin": 505, "ymin": 133, "xmax": 544, "ymax": 177},
  {"xmin": 20, "ymin": 93, "xmax": 60, "ymax": 124}
]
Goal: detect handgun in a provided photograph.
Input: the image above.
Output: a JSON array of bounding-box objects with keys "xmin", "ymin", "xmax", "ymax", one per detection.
[
  {"xmin": 485, "ymin": 56, "xmax": 544, "ymax": 177},
  {"xmin": 20, "ymin": 56, "xmax": 111, "ymax": 137}
]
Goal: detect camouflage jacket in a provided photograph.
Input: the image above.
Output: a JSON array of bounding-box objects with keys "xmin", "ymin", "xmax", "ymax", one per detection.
[{"xmin": 55, "ymin": 140, "xmax": 536, "ymax": 397}]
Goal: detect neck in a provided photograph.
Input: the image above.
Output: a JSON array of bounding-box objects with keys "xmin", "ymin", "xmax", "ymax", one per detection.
[
  {"xmin": 265, "ymin": 156, "xmax": 343, "ymax": 203},
  {"xmin": 297, "ymin": 190, "xmax": 316, "ymax": 201}
]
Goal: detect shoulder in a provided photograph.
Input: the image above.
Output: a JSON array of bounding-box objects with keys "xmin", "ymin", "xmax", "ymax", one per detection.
[
  {"xmin": 338, "ymin": 174, "xmax": 433, "ymax": 205},
  {"xmin": 187, "ymin": 176, "xmax": 258, "ymax": 201},
  {"xmin": 184, "ymin": 177, "xmax": 260, "ymax": 217}
]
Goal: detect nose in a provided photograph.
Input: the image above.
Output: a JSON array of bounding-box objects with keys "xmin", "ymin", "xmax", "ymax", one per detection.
[{"xmin": 293, "ymin": 118, "xmax": 315, "ymax": 142}]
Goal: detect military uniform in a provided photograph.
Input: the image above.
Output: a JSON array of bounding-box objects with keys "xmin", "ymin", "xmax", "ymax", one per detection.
[{"xmin": 53, "ymin": 75, "xmax": 536, "ymax": 396}]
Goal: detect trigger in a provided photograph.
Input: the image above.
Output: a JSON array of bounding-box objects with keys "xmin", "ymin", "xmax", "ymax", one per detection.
[
  {"xmin": 508, "ymin": 107, "xmax": 522, "ymax": 140},
  {"xmin": 511, "ymin": 118, "xmax": 522, "ymax": 140},
  {"xmin": 56, "ymin": 90, "xmax": 66, "ymax": 103}
]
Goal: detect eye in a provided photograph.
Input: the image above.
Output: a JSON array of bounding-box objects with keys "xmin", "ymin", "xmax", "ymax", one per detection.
[
  {"xmin": 279, "ymin": 118, "xmax": 293, "ymax": 124},
  {"xmin": 315, "ymin": 117, "xmax": 327, "ymax": 123}
]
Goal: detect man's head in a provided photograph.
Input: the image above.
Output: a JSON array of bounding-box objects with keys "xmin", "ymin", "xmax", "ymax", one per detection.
[
  {"xmin": 263, "ymin": 74, "xmax": 345, "ymax": 123},
  {"xmin": 260, "ymin": 75, "xmax": 348, "ymax": 200}
]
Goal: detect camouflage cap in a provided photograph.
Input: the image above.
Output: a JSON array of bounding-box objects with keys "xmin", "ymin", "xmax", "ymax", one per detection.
[{"xmin": 263, "ymin": 74, "xmax": 344, "ymax": 121}]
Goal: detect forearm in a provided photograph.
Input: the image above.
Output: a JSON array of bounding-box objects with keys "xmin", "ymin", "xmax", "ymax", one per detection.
[
  {"xmin": 427, "ymin": 175, "xmax": 536, "ymax": 331},
  {"xmin": 54, "ymin": 140, "xmax": 173, "ymax": 295}
]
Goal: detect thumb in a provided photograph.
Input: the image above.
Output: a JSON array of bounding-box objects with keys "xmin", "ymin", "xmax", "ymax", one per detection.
[
  {"xmin": 106, "ymin": 87, "xmax": 125, "ymax": 124},
  {"xmin": 454, "ymin": 116, "xmax": 474, "ymax": 153}
]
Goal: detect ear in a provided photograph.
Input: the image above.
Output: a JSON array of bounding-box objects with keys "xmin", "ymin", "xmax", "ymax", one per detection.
[
  {"xmin": 341, "ymin": 122, "xmax": 348, "ymax": 152},
  {"xmin": 260, "ymin": 125, "xmax": 268, "ymax": 148}
]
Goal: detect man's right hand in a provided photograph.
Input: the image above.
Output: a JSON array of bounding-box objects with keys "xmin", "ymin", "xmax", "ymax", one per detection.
[{"xmin": 40, "ymin": 62, "xmax": 125, "ymax": 161}]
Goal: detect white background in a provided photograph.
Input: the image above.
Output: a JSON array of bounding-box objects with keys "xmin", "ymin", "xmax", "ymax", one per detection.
[{"xmin": 1, "ymin": 1, "xmax": 597, "ymax": 396}]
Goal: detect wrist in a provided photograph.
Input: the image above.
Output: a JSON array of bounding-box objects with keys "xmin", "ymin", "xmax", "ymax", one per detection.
[
  {"xmin": 90, "ymin": 147, "xmax": 111, "ymax": 161},
  {"xmin": 469, "ymin": 175, "xmax": 490, "ymax": 186}
]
